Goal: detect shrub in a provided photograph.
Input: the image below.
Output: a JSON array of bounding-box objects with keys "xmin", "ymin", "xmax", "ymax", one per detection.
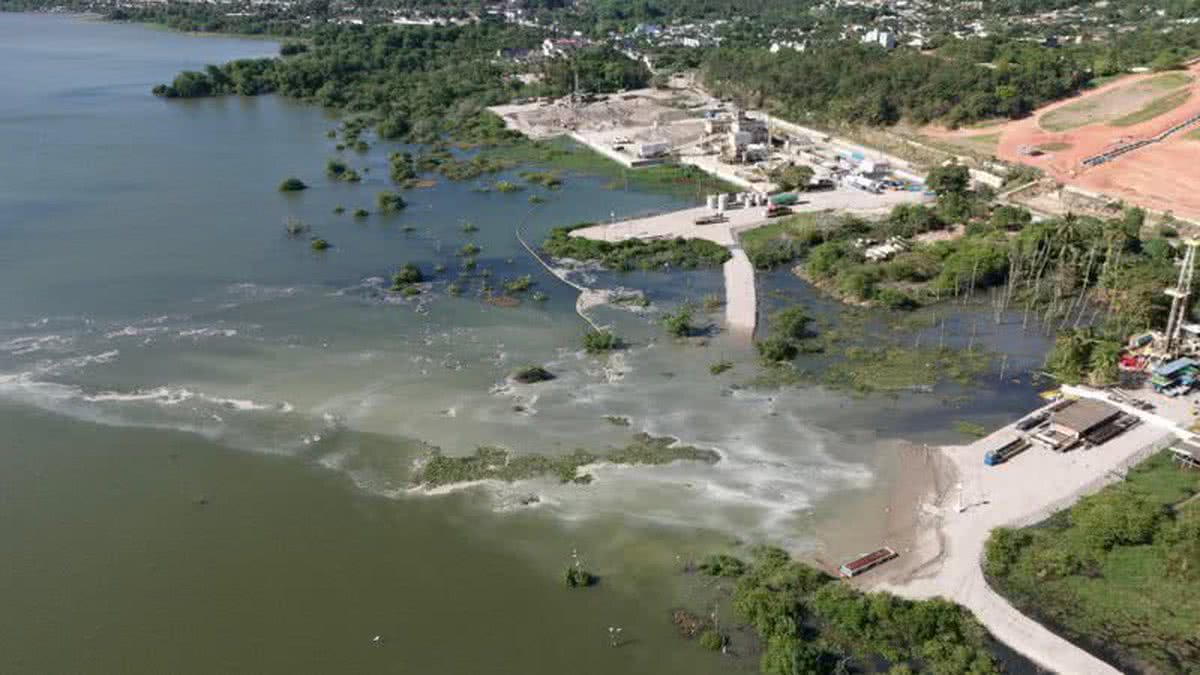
[
  {"xmin": 310, "ymin": 238, "xmax": 331, "ymax": 251},
  {"xmin": 278, "ymin": 177, "xmax": 308, "ymax": 191},
  {"xmin": 876, "ymin": 287, "xmax": 918, "ymax": 310},
  {"xmin": 698, "ymin": 629, "xmax": 725, "ymax": 651},
  {"xmin": 698, "ymin": 553, "xmax": 747, "ymax": 577},
  {"xmin": 504, "ymin": 275, "xmax": 534, "ymax": 294},
  {"xmin": 325, "ymin": 158, "xmax": 360, "ymax": 182},
  {"xmin": 709, "ymin": 361, "xmax": 733, "ymax": 375},
  {"xmin": 459, "ymin": 242, "xmax": 481, "ymax": 256},
  {"xmin": 393, "ymin": 263, "xmax": 423, "ymax": 287},
  {"xmin": 662, "ymin": 303, "xmax": 696, "ymax": 338},
  {"xmin": 512, "ymin": 366, "xmax": 555, "ymax": 384},
  {"xmin": 838, "ymin": 267, "xmax": 878, "ymax": 300},
  {"xmin": 805, "ymin": 241, "xmax": 851, "ymax": 279},
  {"xmin": 1023, "ymin": 545, "xmax": 1085, "ymax": 580},
  {"xmin": 563, "ymin": 566, "xmax": 597, "ymax": 588},
  {"xmin": 770, "ymin": 307, "xmax": 813, "ymax": 342},
  {"xmin": 376, "ymin": 191, "xmax": 406, "ymax": 213},
  {"xmin": 583, "ymin": 330, "xmax": 621, "ymax": 353},
  {"xmin": 352, "ymin": 208, "xmax": 369, "ymax": 218},
  {"xmin": 1071, "ymin": 488, "xmax": 1163, "ymax": 551},
  {"xmin": 756, "ymin": 336, "xmax": 798, "ymax": 364}
]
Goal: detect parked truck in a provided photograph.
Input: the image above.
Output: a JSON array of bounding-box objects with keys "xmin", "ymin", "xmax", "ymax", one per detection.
[{"xmin": 984, "ymin": 437, "xmax": 1030, "ymax": 466}]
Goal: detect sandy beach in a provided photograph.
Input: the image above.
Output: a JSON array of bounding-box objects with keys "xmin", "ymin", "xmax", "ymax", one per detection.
[{"xmin": 864, "ymin": 385, "xmax": 1193, "ymax": 674}]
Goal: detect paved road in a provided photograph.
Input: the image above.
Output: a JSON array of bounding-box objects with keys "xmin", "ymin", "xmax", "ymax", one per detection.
[{"xmin": 884, "ymin": 388, "xmax": 1184, "ymax": 675}]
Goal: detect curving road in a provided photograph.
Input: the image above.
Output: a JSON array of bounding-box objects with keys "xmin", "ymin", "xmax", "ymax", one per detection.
[{"xmin": 883, "ymin": 388, "xmax": 1184, "ymax": 675}]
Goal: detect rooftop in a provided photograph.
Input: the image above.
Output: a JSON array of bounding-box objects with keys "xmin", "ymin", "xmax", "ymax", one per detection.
[
  {"xmin": 1154, "ymin": 357, "xmax": 1198, "ymax": 378},
  {"xmin": 1051, "ymin": 398, "xmax": 1121, "ymax": 435}
]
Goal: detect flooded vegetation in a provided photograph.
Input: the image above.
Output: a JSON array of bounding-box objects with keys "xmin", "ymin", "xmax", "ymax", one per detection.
[{"xmin": 413, "ymin": 434, "xmax": 721, "ymax": 488}]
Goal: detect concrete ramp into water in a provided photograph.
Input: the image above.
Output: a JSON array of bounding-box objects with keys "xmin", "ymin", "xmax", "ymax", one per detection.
[{"xmin": 723, "ymin": 248, "xmax": 756, "ymax": 337}]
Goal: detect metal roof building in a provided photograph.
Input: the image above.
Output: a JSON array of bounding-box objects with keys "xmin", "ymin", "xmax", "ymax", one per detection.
[
  {"xmin": 1049, "ymin": 399, "xmax": 1121, "ymax": 438},
  {"xmin": 1154, "ymin": 357, "xmax": 1197, "ymax": 378}
]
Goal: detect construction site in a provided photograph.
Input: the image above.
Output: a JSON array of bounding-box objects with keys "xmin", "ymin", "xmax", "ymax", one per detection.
[
  {"xmin": 488, "ymin": 79, "xmax": 929, "ymax": 196},
  {"xmin": 491, "ymin": 79, "xmax": 933, "ymax": 336},
  {"xmin": 924, "ymin": 61, "xmax": 1200, "ymax": 224}
]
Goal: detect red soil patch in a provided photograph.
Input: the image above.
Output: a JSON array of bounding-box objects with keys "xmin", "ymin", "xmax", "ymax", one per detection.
[{"xmin": 924, "ymin": 63, "xmax": 1200, "ymax": 221}]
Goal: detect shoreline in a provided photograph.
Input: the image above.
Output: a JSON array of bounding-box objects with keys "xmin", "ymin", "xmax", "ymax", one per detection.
[{"xmin": 872, "ymin": 385, "xmax": 1190, "ymax": 674}]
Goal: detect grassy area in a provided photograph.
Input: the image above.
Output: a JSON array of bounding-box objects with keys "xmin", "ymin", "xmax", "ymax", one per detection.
[
  {"xmin": 822, "ymin": 345, "xmax": 993, "ymax": 394},
  {"xmin": 1111, "ymin": 88, "xmax": 1194, "ymax": 127},
  {"xmin": 486, "ymin": 138, "xmax": 738, "ymax": 199},
  {"xmin": 412, "ymin": 433, "xmax": 719, "ymax": 487},
  {"xmin": 739, "ymin": 213, "xmax": 824, "ymax": 249},
  {"xmin": 985, "ymin": 451, "xmax": 1200, "ymax": 673},
  {"xmin": 1041, "ymin": 73, "xmax": 1193, "ymax": 132},
  {"xmin": 966, "ymin": 132, "xmax": 1001, "ymax": 146},
  {"xmin": 738, "ymin": 212, "xmax": 829, "ymax": 269},
  {"xmin": 542, "ymin": 224, "xmax": 731, "ymax": 271},
  {"xmin": 1144, "ymin": 71, "xmax": 1194, "ymax": 91},
  {"xmin": 1187, "ymin": 127, "xmax": 1200, "ymax": 141}
]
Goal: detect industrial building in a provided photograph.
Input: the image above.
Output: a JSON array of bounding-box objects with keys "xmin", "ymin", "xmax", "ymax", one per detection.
[{"xmin": 1033, "ymin": 398, "xmax": 1123, "ymax": 451}]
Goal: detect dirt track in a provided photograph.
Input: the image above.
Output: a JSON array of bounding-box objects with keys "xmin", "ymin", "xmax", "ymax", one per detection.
[{"xmin": 926, "ymin": 63, "xmax": 1200, "ymax": 221}]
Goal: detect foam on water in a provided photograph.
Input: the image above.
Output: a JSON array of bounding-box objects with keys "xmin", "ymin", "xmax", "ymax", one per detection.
[{"xmin": 0, "ymin": 282, "xmax": 897, "ymax": 552}]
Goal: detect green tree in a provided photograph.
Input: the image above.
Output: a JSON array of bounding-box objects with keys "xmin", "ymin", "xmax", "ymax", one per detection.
[
  {"xmin": 926, "ymin": 164, "xmax": 971, "ymax": 196},
  {"xmin": 1071, "ymin": 488, "xmax": 1163, "ymax": 551},
  {"xmin": 761, "ymin": 635, "xmax": 823, "ymax": 675},
  {"xmin": 771, "ymin": 163, "xmax": 815, "ymax": 191}
]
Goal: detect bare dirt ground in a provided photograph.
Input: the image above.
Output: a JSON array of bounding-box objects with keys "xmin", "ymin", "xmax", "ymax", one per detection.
[
  {"xmin": 489, "ymin": 87, "xmax": 716, "ymax": 141},
  {"xmin": 923, "ymin": 63, "xmax": 1200, "ymax": 222}
]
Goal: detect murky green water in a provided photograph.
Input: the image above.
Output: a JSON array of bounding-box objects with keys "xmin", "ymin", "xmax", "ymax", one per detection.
[{"xmin": 0, "ymin": 14, "xmax": 1049, "ymax": 673}]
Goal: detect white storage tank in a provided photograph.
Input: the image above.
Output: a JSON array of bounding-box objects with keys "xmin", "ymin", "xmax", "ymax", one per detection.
[
  {"xmin": 706, "ymin": 194, "xmax": 718, "ymax": 210},
  {"xmin": 717, "ymin": 193, "xmax": 729, "ymax": 211}
]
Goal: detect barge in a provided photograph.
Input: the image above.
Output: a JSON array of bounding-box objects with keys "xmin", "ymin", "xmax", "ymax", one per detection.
[{"xmin": 839, "ymin": 547, "xmax": 898, "ymax": 578}]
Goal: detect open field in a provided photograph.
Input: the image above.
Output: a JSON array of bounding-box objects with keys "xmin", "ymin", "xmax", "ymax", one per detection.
[
  {"xmin": 1110, "ymin": 87, "xmax": 1193, "ymax": 127},
  {"xmin": 927, "ymin": 63, "xmax": 1200, "ymax": 222},
  {"xmin": 1039, "ymin": 72, "xmax": 1192, "ymax": 132}
]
